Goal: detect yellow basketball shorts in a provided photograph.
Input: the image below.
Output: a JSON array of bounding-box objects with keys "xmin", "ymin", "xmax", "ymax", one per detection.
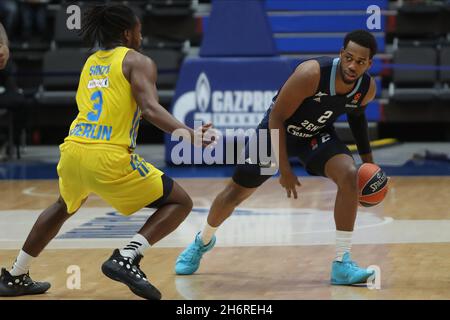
[{"xmin": 57, "ymin": 141, "xmax": 168, "ymax": 215}]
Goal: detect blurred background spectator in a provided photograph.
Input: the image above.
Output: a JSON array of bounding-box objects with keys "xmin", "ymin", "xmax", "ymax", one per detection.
[
  {"xmin": 0, "ymin": 0, "xmax": 18, "ymax": 35},
  {"xmin": 19, "ymin": 0, "xmax": 50, "ymax": 42}
]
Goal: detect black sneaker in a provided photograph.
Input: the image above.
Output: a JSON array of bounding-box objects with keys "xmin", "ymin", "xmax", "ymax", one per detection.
[
  {"xmin": 0, "ymin": 268, "xmax": 51, "ymax": 297},
  {"xmin": 101, "ymin": 249, "xmax": 162, "ymax": 300}
]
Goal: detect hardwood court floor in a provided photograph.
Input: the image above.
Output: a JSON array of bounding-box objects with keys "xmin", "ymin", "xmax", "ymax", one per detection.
[{"xmin": 0, "ymin": 177, "xmax": 450, "ymax": 300}]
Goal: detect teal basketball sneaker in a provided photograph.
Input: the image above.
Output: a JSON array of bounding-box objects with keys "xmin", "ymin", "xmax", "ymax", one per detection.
[
  {"xmin": 331, "ymin": 252, "xmax": 375, "ymax": 285},
  {"xmin": 175, "ymin": 232, "xmax": 216, "ymax": 275}
]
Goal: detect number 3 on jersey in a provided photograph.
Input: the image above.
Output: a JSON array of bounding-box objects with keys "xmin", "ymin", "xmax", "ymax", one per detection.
[{"xmin": 87, "ymin": 90, "xmax": 103, "ymax": 122}]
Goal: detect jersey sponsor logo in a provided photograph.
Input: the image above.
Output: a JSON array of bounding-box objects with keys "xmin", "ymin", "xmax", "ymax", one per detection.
[
  {"xmin": 172, "ymin": 73, "xmax": 277, "ymax": 130},
  {"xmin": 286, "ymin": 125, "xmax": 314, "ymax": 138},
  {"xmin": 300, "ymin": 119, "xmax": 327, "ymax": 132},
  {"xmin": 87, "ymin": 78, "xmax": 109, "ymax": 89},
  {"xmin": 345, "ymin": 104, "xmax": 358, "ymax": 108},
  {"xmin": 287, "ymin": 118, "xmax": 327, "ymax": 138},
  {"xmin": 313, "ymin": 91, "xmax": 328, "ymax": 103},
  {"xmin": 351, "ymin": 92, "xmax": 362, "ymax": 104}
]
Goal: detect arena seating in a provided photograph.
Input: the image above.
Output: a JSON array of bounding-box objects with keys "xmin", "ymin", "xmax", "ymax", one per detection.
[
  {"xmin": 439, "ymin": 46, "xmax": 450, "ymax": 101},
  {"xmin": 389, "ymin": 45, "xmax": 438, "ymax": 103},
  {"xmin": 2, "ymin": 0, "xmax": 450, "ymax": 153}
]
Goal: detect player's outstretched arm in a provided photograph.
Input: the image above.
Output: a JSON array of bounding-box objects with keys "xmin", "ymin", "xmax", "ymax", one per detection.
[
  {"xmin": 0, "ymin": 22, "xmax": 10, "ymax": 70},
  {"xmin": 269, "ymin": 60, "xmax": 319, "ymax": 198},
  {"xmin": 124, "ymin": 50, "xmax": 213, "ymax": 146}
]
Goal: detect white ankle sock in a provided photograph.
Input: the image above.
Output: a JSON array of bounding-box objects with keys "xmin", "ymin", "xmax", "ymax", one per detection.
[
  {"xmin": 10, "ymin": 250, "xmax": 34, "ymax": 276},
  {"xmin": 120, "ymin": 233, "xmax": 151, "ymax": 261},
  {"xmin": 200, "ymin": 222, "xmax": 218, "ymax": 245},
  {"xmin": 335, "ymin": 230, "xmax": 353, "ymax": 262}
]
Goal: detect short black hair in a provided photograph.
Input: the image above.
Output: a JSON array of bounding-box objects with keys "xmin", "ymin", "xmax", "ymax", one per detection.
[
  {"xmin": 79, "ymin": 4, "xmax": 137, "ymax": 49},
  {"xmin": 343, "ymin": 30, "xmax": 377, "ymax": 59}
]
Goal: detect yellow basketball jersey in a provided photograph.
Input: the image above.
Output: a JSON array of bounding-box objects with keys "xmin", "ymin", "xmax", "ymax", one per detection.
[{"xmin": 66, "ymin": 46, "xmax": 141, "ymax": 151}]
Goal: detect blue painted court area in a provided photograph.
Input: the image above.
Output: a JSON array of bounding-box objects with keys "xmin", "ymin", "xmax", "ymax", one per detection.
[
  {"xmin": 0, "ymin": 158, "xmax": 449, "ymax": 180},
  {"xmin": 1, "ymin": 142, "xmax": 449, "ymax": 179},
  {"xmin": 56, "ymin": 208, "xmax": 278, "ymax": 239}
]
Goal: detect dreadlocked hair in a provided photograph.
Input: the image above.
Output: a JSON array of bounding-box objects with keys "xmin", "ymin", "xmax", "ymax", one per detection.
[{"xmin": 79, "ymin": 3, "xmax": 137, "ymax": 49}]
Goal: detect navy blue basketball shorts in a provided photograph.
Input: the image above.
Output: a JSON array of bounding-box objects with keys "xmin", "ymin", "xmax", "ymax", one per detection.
[{"xmin": 232, "ymin": 123, "xmax": 353, "ymax": 189}]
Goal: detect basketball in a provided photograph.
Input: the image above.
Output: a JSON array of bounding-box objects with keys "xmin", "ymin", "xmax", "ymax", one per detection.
[{"xmin": 357, "ymin": 163, "xmax": 389, "ymax": 207}]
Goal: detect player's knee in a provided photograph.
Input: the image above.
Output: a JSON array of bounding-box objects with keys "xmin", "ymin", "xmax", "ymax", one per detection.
[
  {"xmin": 337, "ymin": 166, "xmax": 358, "ymax": 190},
  {"xmin": 230, "ymin": 194, "xmax": 246, "ymax": 207},
  {"xmin": 222, "ymin": 186, "xmax": 248, "ymax": 208},
  {"xmin": 56, "ymin": 197, "xmax": 69, "ymax": 212},
  {"xmin": 164, "ymin": 182, "xmax": 193, "ymax": 217},
  {"xmin": 177, "ymin": 192, "xmax": 193, "ymax": 219},
  {"xmin": 183, "ymin": 195, "xmax": 194, "ymax": 213}
]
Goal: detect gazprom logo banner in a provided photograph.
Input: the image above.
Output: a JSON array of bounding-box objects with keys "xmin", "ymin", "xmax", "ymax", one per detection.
[
  {"xmin": 196, "ymin": 73, "xmax": 210, "ymax": 113},
  {"xmin": 173, "ymin": 72, "xmax": 276, "ymax": 129},
  {"xmin": 165, "ymin": 57, "xmax": 293, "ymax": 163}
]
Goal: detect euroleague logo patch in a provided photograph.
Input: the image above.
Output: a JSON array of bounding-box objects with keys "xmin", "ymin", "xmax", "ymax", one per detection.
[{"xmin": 351, "ymin": 92, "xmax": 362, "ymax": 104}]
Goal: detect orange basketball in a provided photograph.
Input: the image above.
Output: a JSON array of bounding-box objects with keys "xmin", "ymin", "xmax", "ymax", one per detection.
[{"xmin": 357, "ymin": 163, "xmax": 389, "ymax": 207}]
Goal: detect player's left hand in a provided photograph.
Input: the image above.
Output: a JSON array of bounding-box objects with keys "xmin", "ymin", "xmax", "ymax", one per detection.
[{"xmin": 279, "ymin": 170, "xmax": 301, "ymax": 199}]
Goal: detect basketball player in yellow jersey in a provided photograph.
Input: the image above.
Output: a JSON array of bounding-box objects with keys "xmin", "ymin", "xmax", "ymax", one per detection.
[{"xmin": 0, "ymin": 4, "xmax": 213, "ymax": 300}]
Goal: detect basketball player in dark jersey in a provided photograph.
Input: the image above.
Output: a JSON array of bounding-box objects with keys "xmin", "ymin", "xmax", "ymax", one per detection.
[{"xmin": 176, "ymin": 30, "xmax": 380, "ymax": 285}]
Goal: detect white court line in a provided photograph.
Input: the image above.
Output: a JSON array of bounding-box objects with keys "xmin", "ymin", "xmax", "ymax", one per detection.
[
  {"xmin": 22, "ymin": 187, "xmax": 211, "ymax": 207},
  {"xmin": 22, "ymin": 187, "xmax": 55, "ymax": 197},
  {"xmin": 3, "ymin": 207, "xmax": 450, "ymax": 249},
  {"xmin": 22, "ymin": 187, "xmax": 101, "ymax": 199},
  {"xmin": 22, "ymin": 186, "xmax": 338, "ymax": 198},
  {"xmin": 290, "ymin": 217, "xmax": 394, "ymax": 235}
]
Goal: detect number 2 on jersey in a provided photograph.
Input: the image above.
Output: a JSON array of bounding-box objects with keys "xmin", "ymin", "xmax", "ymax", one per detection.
[
  {"xmin": 317, "ymin": 111, "xmax": 333, "ymax": 124},
  {"xmin": 87, "ymin": 90, "xmax": 103, "ymax": 122}
]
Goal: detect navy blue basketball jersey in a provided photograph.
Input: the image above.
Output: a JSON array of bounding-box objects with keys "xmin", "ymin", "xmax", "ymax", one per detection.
[{"xmin": 262, "ymin": 56, "xmax": 371, "ymax": 139}]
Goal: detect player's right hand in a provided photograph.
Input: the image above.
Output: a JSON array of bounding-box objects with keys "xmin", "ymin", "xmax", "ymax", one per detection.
[
  {"xmin": 193, "ymin": 122, "xmax": 219, "ymax": 147},
  {"xmin": 279, "ymin": 170, "xmax": 301, "ymax": 199}
]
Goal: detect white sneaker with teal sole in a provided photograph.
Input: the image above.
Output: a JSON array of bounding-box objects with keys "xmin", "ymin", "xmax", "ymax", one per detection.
[
  {"xmin": 331, "ymin": 252, "xmax": 375, "ymax": 285},
  {"xmin": 175, "ymin": 232, "xmax": 216, "ymax": 275}
]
